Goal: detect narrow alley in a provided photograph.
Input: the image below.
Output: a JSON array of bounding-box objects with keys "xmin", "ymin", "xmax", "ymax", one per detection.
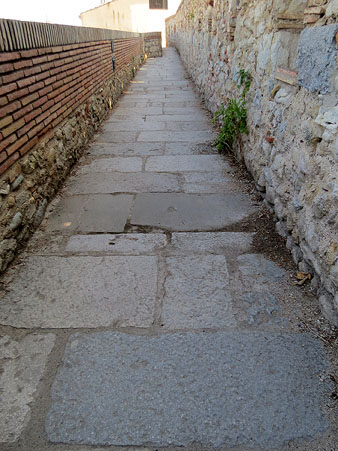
[{"xmin": 0, "ymin": 49, "xmax": 336, "ymax": 450}]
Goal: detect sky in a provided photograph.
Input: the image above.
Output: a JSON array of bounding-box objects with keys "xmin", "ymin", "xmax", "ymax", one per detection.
[{"xmin": 0, "ymin": 0, "xmax": 102, "ymax": 26}]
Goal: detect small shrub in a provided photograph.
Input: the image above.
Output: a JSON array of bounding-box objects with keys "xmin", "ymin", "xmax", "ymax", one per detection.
[{"xmin": 213, "ymin": 69, "xmax": 251, "ymax": 156}]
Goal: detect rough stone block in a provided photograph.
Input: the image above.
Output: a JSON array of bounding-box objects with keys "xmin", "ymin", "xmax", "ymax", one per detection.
[
  {"xmin": 298, "ymin": 24, "xmax": 338, "ymax": 93},
  {"xmin": 0, "ymin": 334, "xmax": 55, "ymax": 443},
  {"xmin": 0, "ymin": 256, "xmax": 157, "ymax": 328},
  {"xmin": 45, "ymin": 331, "xmax": 330, "ymax": 448}
]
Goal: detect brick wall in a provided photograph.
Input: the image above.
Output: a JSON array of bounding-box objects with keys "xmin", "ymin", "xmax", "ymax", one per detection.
[
  {"xmin": 0, "ymin": 19, "xmax": 161, "ymax": 274},
  {"xmin": 0, "ymin": 33, "xmax": 143, "ymax": 176}
]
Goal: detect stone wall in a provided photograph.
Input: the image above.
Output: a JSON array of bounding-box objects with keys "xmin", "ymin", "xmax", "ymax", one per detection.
[
  {"xmin": 144, "ymin": 32, "xmax": 163, "ymax": 57},
  {"xmin": 166, "ymin": 0, "xmax": 338, "ymax": 323},
  {"xmin": 0, "ymin": 19, "xmax": 149, "ymax": 273}
]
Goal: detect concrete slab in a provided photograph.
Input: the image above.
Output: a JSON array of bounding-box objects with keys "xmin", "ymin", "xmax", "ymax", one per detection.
[
  {"xmin": 145, "ymin": 155, "xmax": 230, "ymax": 172},
  {"xmin": 112, "ymin": 107, "xmax": 162, "ymax": 116},
  {"xmin": 147, "ymin": 114, "xmax": 206, "ymax": 122},
  {"xmin": 138, "ymin": 131, "xmax": 216, "ymax": 143},
  {"xmin": 67, "ymin": 173, "xmax": 180, "ymax": 195},
  {"xmin": 78, "ymin": 158, "xmax": 143, "ymax": 174},
  {"xmin": 168, "ymin": 232, "xmax": 254, "ymax": 254},
  {"xmin": 65, "ymin": 233, "xmax": 167, "ymax": 255},
  {"xmin": 46, "ymin": 194, "xmax": 133, "ymax": 233},
  {"xmin": 166, "ymin": 121, "xmax": 210, "ymax": 131},
  {"xmin": 162, "ymin": 255, "xmax": 235, "ymax": 328},
  {"xmin": 45, "ymin": 331, "xmax": 329, "ymax": 448},
  {"xmin": 0, "ymin": 334, "xmax": 55, "ymax": 443},
  {"xmin": 0, "ymin": 256, "xmax": 157, "ymax": 328},
  {"xmin": 89, "ymin": 142, "xmax": 165, "ymax": 156},
  {"xmin": 131, "ymin": 193, "xmax": 255, "ymax": 231}
]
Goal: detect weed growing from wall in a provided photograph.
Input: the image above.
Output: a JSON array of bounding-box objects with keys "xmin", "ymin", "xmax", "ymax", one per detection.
[{"xmin": 213, "ymin": 69, "xmax": 251, "ymax": 157}]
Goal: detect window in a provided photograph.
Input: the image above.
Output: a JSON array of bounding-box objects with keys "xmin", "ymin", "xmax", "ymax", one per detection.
[{"xmin": 149, "ymin": 0, "xmax": 168, "ymax": 9}]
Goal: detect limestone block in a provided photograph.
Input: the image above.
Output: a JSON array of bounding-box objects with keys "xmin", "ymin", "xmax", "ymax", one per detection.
[{"xmin": 298, "ymin": 24, "xmax": 338, "ymax": 93}]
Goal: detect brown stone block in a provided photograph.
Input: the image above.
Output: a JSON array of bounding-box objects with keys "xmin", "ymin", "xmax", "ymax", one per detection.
[
  {"xmin": 304, "ymin": 6, "xmax": 325, "ymax": 14},
  {"xmin": 304, "ymin": 14, "xmax": 321, "ymax": 23}
]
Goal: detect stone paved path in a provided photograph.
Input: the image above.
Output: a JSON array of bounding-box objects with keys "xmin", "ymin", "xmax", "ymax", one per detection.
[{"xmin": 0, "ymin": 49, "xmax": 337, "ymax": 451}]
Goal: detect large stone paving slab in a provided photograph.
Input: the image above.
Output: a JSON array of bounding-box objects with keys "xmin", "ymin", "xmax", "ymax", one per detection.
[
  {"xmin": 162, "ymin": 255, "xmax": 235, "ymax": 328},
  {"xmin": 65, "ymin": 233, "xmax": 167, "ymax": 255},
  {"xmin": 45, "ymin": 331, "xmax": 329, "ymax": 448},
  {"xmin": 78, "ymin": 157, "xmax": 143, "ymax": 174},
  {"xmin": 0, "ymin": 256, "xmax": 157, "ymax": 328},
  {"xmin": 138, "ymin": 131, "xmax": 215, "ymax": 143},
  {"xmin": 89, "ymin": 142, "xmax": 165, "ymax": 156},
  {"xmin": 145, "ymin": 155, "xmax": 230, "ymax": 172},
  {"xmin": 46, "ymin": 194, "xmax": 133, "ymax": 233},
  {"xmin": 67, "ymin": 173, "xmax": 180, "ymax": 195},
  {"xmin": 0, "ymin": 333, "xmax": 55, "ymax": 443},
  {"xmin": 131, "ymin": 193, "xmax": 255, "ymax": 231}
]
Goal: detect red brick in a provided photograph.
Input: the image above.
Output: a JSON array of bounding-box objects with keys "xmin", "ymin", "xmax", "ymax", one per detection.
[
  {"xmin": 0, "ymin": 96, "xmax": 9, "ymax": 106},
  {"xmin": 0, "ymin": 52, "xmax": 20, "ymax": 63},
  {"xmin": 32, "ymin": 95, "xmax": 48, "ymax": 109},
  {"xmin": 24, "ymin": 108, "xmax": 42, "ymax": 124},
  {"xmin": 17, "ymin": 120, "xmax": 36, "ymax": 138},
  {"xmin": 40, "ymin": 62, "xmax": 55, "ymax": 72},
  {"xmin": 38, "ymin": 85, "xmax": 53, "ymax": 97},
  {"xmin": 35, "ymin": 109, "xmax": 50, "ymax": 125},
  {"xmin": 21, "ymin": 92, "xmax": 39, "ymax": 106},
  {"xmin": 17, "ymin": 75, "xmax": 36, "ymax": 89},
  {"xmin": 37, "ymin": 47, "xmax": 52, "ymax": 56},
  {"xmin": 2, "ymin": 70, "xmax": 24, "ymax": 84},
  {"xmin": 0, "ymin": 101, "xmax": 21, "ymax": 118},
  {"xmin": 41, "ymin": 99, "xmax": 55, "ymax": 112},
  {"xmin": 7, "ymin": 87, "xmax": 29, "ymax": 102},
  {"xmin": 20, "ymin": 49, "xmax": 39, "ymax": 58},
  {"xmin": 6, "ymin": 135, "xmax": 28, "ymax": 156},
  {"xmin": 2, "ymin": 118, "xmax": 25, "ymax": 138},
  {"xmin": 19, "ymin": 135, "xmax": 39, "ymax": 156},
  {"xmin": 36, "ymin": 71, "xmax": 50, "ymax": 82},
  {"xmin": 28, "ymin": 81, "xmax": 45, "ymax": 93},
  {"xmin": 52, "ymin": 115, "xmax": 63, "ymax": 128},
  {"xmin": 0, "ymin": 82, "xmax": 17, "ymax": 96},
  {"xmin": 13, "ymin": 103, "xmax": 33, "ymax": 121},
  {"xmin": 47, "ymin": 53, "xmax": 62, "ymax": 62},
  {"xmin": 24, "ymin": 66, "xmax": 42, "ymax": 77},
  {"xmin": 44, "ymin": 75, "xmax": 57, "ymax": 86},
  {"xmin": 43, "ymin": 112, "xmax": 57, "ymax": 126},
  {"xmin": 0, "ymin": 134, "xmax": 16, "ymax": 152},
  {"xmin": 0, "ymin": 150, "xmax": 6, "ymax": 164},
  {"xmin": 27, "ymin": 122, "xmax": 44, "ymax": 139},
  {"xmin": 32, "ymin": 55, "xmax": 48, "ymax": 65},
  {"xmin": 14, "ymin": 60, "xmax": 33, "ymax": 70},
  {"xmin": 0, "ymin": 63, "xmax": 14, "ymax": 74},
  {"xmin": 0, "ymin": 152, "xmax": 20, "ymax": 176},
  {"xmin": 0, "ymin": 115, "xmax": 13, "ymax": 130}
]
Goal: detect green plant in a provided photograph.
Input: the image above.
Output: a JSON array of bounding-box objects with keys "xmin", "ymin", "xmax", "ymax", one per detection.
[{"xmin": 213, "ymin": 69, "xmax": 251, "ymax": 156}]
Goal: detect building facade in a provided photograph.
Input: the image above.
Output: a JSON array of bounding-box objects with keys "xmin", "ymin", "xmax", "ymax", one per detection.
[{"xmin": 80, "ymin": 0, "xmax": 181, "ymax": 46}]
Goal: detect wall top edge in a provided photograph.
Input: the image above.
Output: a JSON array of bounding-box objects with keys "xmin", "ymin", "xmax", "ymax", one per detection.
[{"xmin": 0, "ymin": 18, "xmax": 144, "ymax": 52}]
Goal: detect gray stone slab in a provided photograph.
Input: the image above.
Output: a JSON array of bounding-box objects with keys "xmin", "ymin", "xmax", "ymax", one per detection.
[
  {"xmin": 169, "ymin": 232, "xmax": 254, "ymax": 254},
  {"xmin": 162, "ymin": 255, "xmax": 235, "ymax": 328},
  {"xmin": 89, "ymin": 142, "xmax": 165, "ymax": 156},
  {"xmin": 112, "ymin": 107, "xmax": 162, "ymax": 116},
  {"xmin": 237, "ymin": 253, "xmax": 287, "ymax": 284},
  {"xmin": 65, "ymin": 233, "xmax": 167, "ymax": 255},
  {"xmin": 166, "ymin": 120, "xmax": 210, "ymax": 131},
  {"xmin": 78, "ymin": 158, "xmax": 143, "ymax": 174},
  {"xmin": 182, "ymin": 172, "xmax": 235, "ymax": 193},
  {"xmin": 46, "ymin": 194, "xmax": 133, "ymax": 233},
  {"xmin": 98, "ymin": 131, "xmax": 138, "ymax": 143},
  {"xmin": 103, "ymin": 121, "xmax": 166, "ymax": 131},
  {"xmin": 241, "ymin": 291, "xmax": 287, "ymax": 327},
  {"xmin": 147, "ymin": 113, "xmax": 206, "ymax": 122},
  {"xmin": 145, "ymin": 155, "xmax": 229, "ymax": 172},
  {"xmin": 67, "ymin": 173, "xmax": 180, "ymax": 195},
  {"xmin": 131, "ymin": 193, "xmax": 255, "ymax": 231},
  {"xmin": 45, "ymin": 331, "xmax": 329, "ymax": 448},
  {"xmin": 0, "ymin": 256, "xmax": 157, "ymax": 328},
  {"xmin": 0, "ymin": 333, "xmax": 55, "ymax": 443},
  {"xmin": 164, "ymin": 107, "xmax": 208, "ymax": 116},
  {"xmin": 138, "ymin": 131, "xmax": 215, "ymax": 143}
]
